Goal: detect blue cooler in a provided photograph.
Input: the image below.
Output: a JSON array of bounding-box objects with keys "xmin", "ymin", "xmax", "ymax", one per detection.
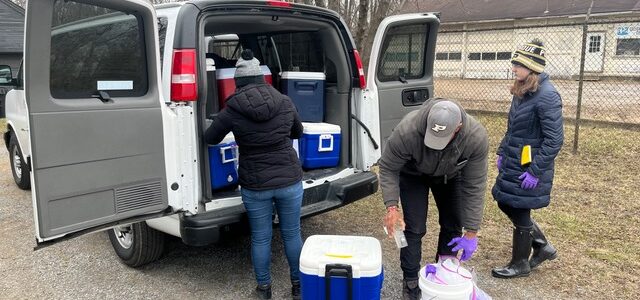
[
  {"xmin": 281, "ymin": 71, "xmax": 326, "ymax": 122},
  {"xmin": 300, "ymin": 235, "xmax": 383, "ymax": 300},
  {"xmin": 299, "ymin": 122, "xmax": 341, "ymax": 169},
  {"xmin": 208, "ymin": 133, "xmax": 238, "ymax": 190}
]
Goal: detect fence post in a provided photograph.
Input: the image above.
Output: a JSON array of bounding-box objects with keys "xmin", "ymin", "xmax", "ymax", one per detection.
[{"xmin": 573, "ymin": 0, "xmax": 595, "ymax": 154}]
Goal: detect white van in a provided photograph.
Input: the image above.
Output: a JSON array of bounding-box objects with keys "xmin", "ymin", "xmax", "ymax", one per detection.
[{"xmin": 3, "ymin": 0, "xmax": 439, "ymax": 266}]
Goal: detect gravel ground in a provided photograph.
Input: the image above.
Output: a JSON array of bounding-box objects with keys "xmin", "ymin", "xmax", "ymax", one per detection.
[{"xmin": 0, "ymin": 143, "xmax": 563, "ymax": 300}]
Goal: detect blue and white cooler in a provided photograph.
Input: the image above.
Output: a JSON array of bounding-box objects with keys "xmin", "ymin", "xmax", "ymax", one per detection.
[
  {"xmin": 280, "ymin": 71, "xmax": 326, "ymax": 122},
  {"xmin": 300, "ymin": 235, "xmax": 383, "ymax": 300},
  {"xmin": 208, "ymin": 133, "xmax": 239, "ymax": 190},
  {"xmin": 299, "ymin": 122, "xmax": 341, "ymax": 169}
]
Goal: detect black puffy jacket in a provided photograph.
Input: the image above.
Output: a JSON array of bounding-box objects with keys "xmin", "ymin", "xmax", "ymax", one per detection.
[
  {"xmin": 492, "ymin": 73, "xmax": 564, "ymax": 209},
  {"xmin": 204, "ymin": 83, "xmax": 303, "ymax": 190}
]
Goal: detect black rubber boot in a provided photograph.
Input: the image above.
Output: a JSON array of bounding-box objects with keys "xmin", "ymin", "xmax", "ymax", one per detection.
[
  {"xmin": 402, "ymin": 278, "xmax": 421, "ymax": 300},
  {"xmin": 492, "ymin": 226, "xmax": 533, "ymax": 279},
  {"xmin": 291, "ymin": 280, "xmax": 301, "ymax": 300},
  {"xmin": 530, "ymin": 221, "xmax": 557, "ymax": 269},
  {"xmin": 255, "ymin": 283, "xmax": 272, "ymax": 300}
]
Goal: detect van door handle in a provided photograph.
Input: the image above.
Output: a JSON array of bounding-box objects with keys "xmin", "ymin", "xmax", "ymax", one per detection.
[
  {"xmin": 92, "ymin": 90, "xmax": 113, "ymax": 103},
  {"xmin": 402, "ymin": 89, "xmax": 429, "ymax": 106}
]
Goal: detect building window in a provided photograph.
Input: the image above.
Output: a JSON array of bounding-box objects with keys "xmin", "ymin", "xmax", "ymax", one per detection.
[
  {"xmin": 482, "ymin": 52, "xmax": 497, "ymax": 60},
  {"xmin": 468, "ymin": 52, "xmax": 481, "ymax": 60},
  {"xmin": 436, "ymin": 52, "xmax": 448, "ymax": 60},
  {"xmin": 448, "ymin": 52, "xmax": 462, "ymax": 60},
  {"xmin": 589, "ymin": 35, "xmax": 602, "ymax": 53},
  {"xmin": 616, "ymin": 38, "xmax": 640, "ymax": 55},
  {"xmin": 436, "ymin": 52, "xmax": 462, "ymax": 61},
  {"xmin": 497, "ymin": 52, "xmax": 512, "ymax": 60}
]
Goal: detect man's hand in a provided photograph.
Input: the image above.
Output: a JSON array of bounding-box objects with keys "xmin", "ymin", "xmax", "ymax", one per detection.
[
  {"xmin": 383, "ymin": 206, "xmax": 405, "ymax": 238},
  {"xmin": 447, "ymin": 234, "xmax": 478, "ymax": 261}
]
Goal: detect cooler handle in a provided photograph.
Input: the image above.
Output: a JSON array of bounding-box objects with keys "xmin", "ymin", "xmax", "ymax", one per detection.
[
  {"xmin": 324, "ymin": 264, "xmax": 353, "ymax": 300},
  {"xmin": 219, "ymin": 145, "xmax": 238, "ymax": 164},
  {"xmin": 294, "ymin": 81, "xmax": 318, "ymax": 90},
  {"xmin": 318, "ymin": 134, "xmax": 334, "ymax": 152}
]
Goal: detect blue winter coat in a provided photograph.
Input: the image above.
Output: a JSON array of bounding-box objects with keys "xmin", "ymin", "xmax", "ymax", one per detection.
[{"xmin": 492, "ymin": 73, "xmax": 564, "ymax": 209}]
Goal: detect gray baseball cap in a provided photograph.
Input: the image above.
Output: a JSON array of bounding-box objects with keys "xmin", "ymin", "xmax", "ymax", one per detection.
[{"xmin": 424, "ymin": 101, "xmax": 462, "ymax": 150}]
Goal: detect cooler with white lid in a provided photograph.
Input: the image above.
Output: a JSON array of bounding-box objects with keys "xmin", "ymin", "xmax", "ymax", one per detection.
[
  {"xmin": 216, "ymin": 66, "xmax": 273, "ymax": 108},
  {"xmin": 299, "ymin": 235, "xmax": 383, "ymax": 300},
  {"xmin": 299, "ymin": 122, "xmax": 341, "ymax": 169},
  {"xmin": 208, "ymin": 133, "xmax": 238, "ymax": 190},
  {"xmin": 280, "ymin": 71, "xmax": 326, "ymax": 122}
]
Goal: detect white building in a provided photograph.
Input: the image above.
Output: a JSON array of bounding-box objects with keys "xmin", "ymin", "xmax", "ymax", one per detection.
[{"xmin": 401, "ymin": 0, "xmax": 640, "ymax": 79}]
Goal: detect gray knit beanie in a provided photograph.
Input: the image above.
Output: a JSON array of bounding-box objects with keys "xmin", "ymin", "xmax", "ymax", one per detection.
[{"xmin": 235, "ymin": 49, "xmax": 262, "ymax": 78}]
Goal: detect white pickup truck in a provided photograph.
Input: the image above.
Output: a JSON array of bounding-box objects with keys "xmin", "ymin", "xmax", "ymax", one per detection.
[{"xmin": 3, "ymin": 0, "xmax": 439, "ymax": 267}]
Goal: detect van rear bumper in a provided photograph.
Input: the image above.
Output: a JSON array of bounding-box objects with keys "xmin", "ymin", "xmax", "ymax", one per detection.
[{"xmin": 179, "ymin": 171, "xmax": 378, "ymax": 246}]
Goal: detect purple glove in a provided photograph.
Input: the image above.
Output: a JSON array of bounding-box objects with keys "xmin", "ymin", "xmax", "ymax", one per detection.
[
  {"xmin": 519, "ymin": 171, "xmax": 539, "ymax": 190},
  {"xmin": 496, "ymin": 156, "xmax": 503, "ymax": 169},
  {"xmin": 447, "ymin": 236, "xmax": 478, "ymax": 261}
]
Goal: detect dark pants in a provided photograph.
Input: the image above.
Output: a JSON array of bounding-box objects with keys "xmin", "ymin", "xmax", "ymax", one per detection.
[
  {"xmin": 399, "ymin": 172, "xmax": 463, "ymax": 279},
  {"xmin": 497, "ymin": 202, "xmax": 533, "ymax": 227}
]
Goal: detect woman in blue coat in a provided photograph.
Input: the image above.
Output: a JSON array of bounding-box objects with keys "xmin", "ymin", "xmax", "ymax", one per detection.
[{"xmin": 491, "ymin": 39, "xmax": 564, "ymax": 279}]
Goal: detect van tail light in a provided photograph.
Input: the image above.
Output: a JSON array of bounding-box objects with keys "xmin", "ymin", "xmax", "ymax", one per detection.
[
  {"xmin": 171, "ymin": 49, "xmax": 198, "ymax": 102},
  {"xmin": 353, "ymin": 50, "xmax": 366, "ymax": 89},
  {"xmin": 267, "ymin": 0, "xmax": 292, "ymax": 8}
]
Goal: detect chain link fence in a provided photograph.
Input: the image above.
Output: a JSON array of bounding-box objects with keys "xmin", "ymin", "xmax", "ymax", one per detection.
[{"xmin": 432, "ymin": 14, "xmax": 640, "ymax": 153}]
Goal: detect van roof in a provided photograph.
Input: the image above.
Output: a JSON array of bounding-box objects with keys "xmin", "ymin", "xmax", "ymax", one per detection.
[{"xmin": 188, "ymin": 0, "xmax": 340, "ymax": 18}]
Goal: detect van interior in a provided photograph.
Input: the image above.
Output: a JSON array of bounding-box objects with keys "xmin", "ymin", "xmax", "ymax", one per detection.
[{"xmin": 200, "ymin": 14, "xmax": 355, "ymax": 201}]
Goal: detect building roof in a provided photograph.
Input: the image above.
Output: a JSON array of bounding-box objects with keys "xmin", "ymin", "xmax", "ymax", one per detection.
[
  {"xmin": 401, "ymin": 0, "xmax": 640, "ymax": 23},
  {"xmin": 0, "ymin": 0, "xmax": 25, "ymax": 53}
]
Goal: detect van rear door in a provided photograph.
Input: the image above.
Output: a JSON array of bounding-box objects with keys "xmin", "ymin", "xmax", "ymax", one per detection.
[
  {"xmin": 357, "ymin": 14, "xmax": 439, "ymax": 168},
  {"xmin": 25, "ymin": 0, "xmax": 169, "ymax": 246}
]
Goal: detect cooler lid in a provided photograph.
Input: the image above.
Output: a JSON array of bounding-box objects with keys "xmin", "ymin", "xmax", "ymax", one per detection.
[
  {"xmin": 216, "ymin": 66, "xmax": 272, "ymax": 79},
  {"xmin": 280, "ymin": 71, "xmax": 326, "ymax": 80},
  {"xmin": 299, "ymin": 235, "xmax": 382, "ymax": 278},
  {"xmin": 302, "ymin": 122, "xmax": 341, "ymax": 135}
]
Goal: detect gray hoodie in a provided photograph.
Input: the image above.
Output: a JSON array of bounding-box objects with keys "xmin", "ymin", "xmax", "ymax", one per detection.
[{"xmin": 378, "ymin": 99, "xmax": 489, "ymax": 231}]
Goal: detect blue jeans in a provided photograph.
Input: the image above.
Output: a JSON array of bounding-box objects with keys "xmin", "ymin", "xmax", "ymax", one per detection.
[{"xmin": 241, "ymin": 181, "xmax": 303, "ymax": 285}]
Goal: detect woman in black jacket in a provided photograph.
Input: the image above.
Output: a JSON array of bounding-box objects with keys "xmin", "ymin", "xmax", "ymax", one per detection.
[
  {"xmin": 491, "ymin": 39, "xmax": 564, "ymax": 279},
  {"xmin": 205, "ymin": 49, "xmax": 303, "ymax": 299}
]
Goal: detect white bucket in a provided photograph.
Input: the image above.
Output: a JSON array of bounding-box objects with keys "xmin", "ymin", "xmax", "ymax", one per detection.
[{"xmin": 418, "ymin": 259, "xmax": 474, "ymax": 300}]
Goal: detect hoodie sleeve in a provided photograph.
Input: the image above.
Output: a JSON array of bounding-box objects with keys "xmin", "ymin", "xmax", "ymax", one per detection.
[
  {"xmin": 458, "ymin": 127, "xmax": 489, "ymax": 231},
  {"xmin": 204, "ymin": 109, "xmax": 233, "ymax": 145},
  {"xmin": 378, "ymin": 130, "xmax": 413, "ymax": 208}
]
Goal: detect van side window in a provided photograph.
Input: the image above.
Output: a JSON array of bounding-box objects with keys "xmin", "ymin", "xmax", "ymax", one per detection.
[
  {"xmin": 377, "ymin": 24, "xmax": 428, "ymax": 82},
  {"xmin": 49, "ymin": 0, "xmax": 148, "ymax": 99}
]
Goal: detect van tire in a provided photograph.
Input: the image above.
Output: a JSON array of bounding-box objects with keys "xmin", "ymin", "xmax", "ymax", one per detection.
[
  {"xmin": 9, "ymin": 133, "xmax": 31, "ymax": 190},
  {"xmin": 108, "ymin": 222, "xmax": 165, "ymax": 267}
]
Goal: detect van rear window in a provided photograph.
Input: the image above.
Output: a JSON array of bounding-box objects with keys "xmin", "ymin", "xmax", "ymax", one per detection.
[
  {"xmin": 377, "ymin": 24, "xmax": 428, "ymax": 82},
  {"xmin": 49, "ymin": 0, "xmax": 148, "ymax": 99},
  {"xmin": 272, "ymin": 32, "xmax": 324, "ymax": 72}
]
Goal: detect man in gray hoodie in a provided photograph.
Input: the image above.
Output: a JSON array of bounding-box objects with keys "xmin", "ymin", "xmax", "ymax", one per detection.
[{"xmin": 379, "ymin": 99, "xmax": 489, "ymax": 300}]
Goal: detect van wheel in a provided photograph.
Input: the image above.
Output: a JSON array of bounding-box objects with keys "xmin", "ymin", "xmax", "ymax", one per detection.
[
  {"xmin": 108, "ymin": 222, "xmax": 165, "ymax": 267},
  {"xmin": 9, "ymin": 134, "xmax": 31, "ymax": 190}
]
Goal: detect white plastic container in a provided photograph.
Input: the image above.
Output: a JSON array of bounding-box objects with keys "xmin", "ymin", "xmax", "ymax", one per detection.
[{"xmin": 419, "ymin": 258, "xmax": 474, "ymax": 300}]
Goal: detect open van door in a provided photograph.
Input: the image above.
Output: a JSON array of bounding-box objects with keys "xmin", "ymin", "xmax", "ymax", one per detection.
[
  {"xmin": 25, "ymin": 0, "xmax": 169, "ymax": 246},
  {"xmin": 357, "ymin": 13, "xmax": 439, "ymax": 169}
]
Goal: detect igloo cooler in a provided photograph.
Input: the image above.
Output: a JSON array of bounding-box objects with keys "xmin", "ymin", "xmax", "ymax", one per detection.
[
  {"xmin": 299, "ymin": 235, "xmax": 383, "ymax": 300},
  {"xmin": 208, "ymin": 133, "xmax": 239, "ymax": 190},
  {"xmin": 280, "ymin": 71, "xmax": 326, "ymax": 122},
  {"xmin": 216, "ymin": 66, "xmax": 272, "ymax": 108},
  {"xmin": 299, "ymin": 122, "xmax": 341, "ymax": 169}
]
